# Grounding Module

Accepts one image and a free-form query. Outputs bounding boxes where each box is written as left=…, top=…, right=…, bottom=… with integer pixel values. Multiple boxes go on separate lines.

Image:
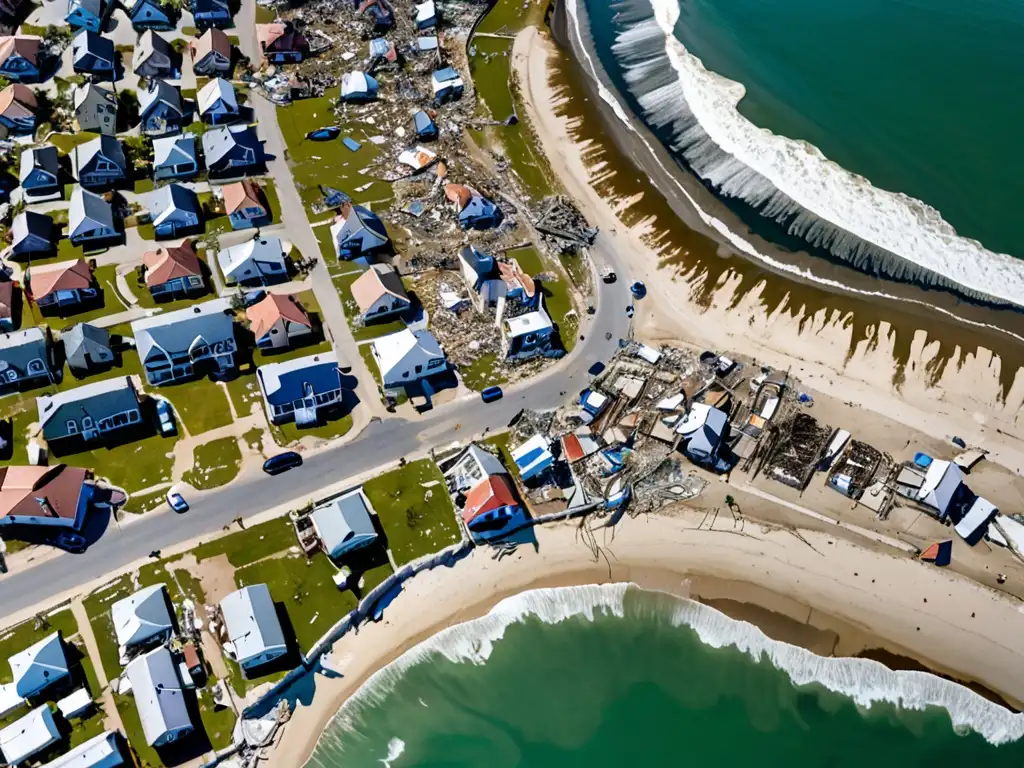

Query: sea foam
left=609, top=0, right=1024, bottom=307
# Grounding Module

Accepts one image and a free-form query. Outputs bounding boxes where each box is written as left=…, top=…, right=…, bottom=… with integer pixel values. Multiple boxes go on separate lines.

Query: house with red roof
left=143, top=240, right=205, bottom=299
left=246, top=293, right=313, bottom=350
left=461, top=473, right=525, bottom=540
left=27, top=259, right=97, bottom=311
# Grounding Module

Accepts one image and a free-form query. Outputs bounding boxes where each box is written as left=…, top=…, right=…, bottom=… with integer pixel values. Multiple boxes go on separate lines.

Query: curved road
left=0, top=237, right=633, bottom=619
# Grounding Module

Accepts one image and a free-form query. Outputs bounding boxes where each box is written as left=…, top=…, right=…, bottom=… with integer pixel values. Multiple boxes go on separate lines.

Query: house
left=431, top=66, right=463, bottom=105
left=197, top=77, right=237, bottom=124
left=443, top=444, right=507, bottom=491
left=915, top=459, right=971, bottom=519
left=311, top=490, right=377, bottom=560
left=132, top=30, right=174, bottom=78
left=217, top=236, right=287, bottom=285
left=190, top=27, right=231, bottom=75
left=0, top=705, right=61, bottom=765
left=329, top=202, right=389, bottom=260
left=201, top=124, right=262, bottom=176
left=368, top=36, right=396, bottom=63
left=131, top=298, right=237, bottom=385
left=0, top=328, right=53, bottom=389
left=28, top=259, right=96, bottom=311
left=39, top=732, right=124, bottom=768
left=72, top=134, right=127, bottom=188
left=0, top=84, right=36, bottom=134
left=65, top=0, right=103, bottom=31
left=954, top=496, right=999, bottom=546
left=37, top=376, right=141, bottom=445
left=219, top=584, right=288, bottom=672
left=69, top=188, right=118, bottom=245
left=129, top=0, right=173, bottom=31
left=246, top=292, right=312, bottom=350
left=10, top=632, right=69, bottom=698
left=676, top=403, right=729, bottom=469
left=148, top=183, right=200, bottom=238
left=458, top=245, right=500, bottom=309
left=0, top=281, right=13, bottom=332
left=257, top=351, right=341, bottom=426
left=0, top=465, right=93, bottom=530
left=461, top=474, right=524, bottom=539
left=143, top=240, right=204, bottom=298
left=125, top=646, right=193, bottom=747
left=0, top=36, right=41, bottom=82
left=72, top=30, right=115, bottom=77
left=62, top=322, right=113, bottom=374
left=511, top=434, right=554, bottom=481
left=416, top=35, right=438, bottom=54
left=222, top=179, right=268, bottom=229
left=445, top=183, right=502, bottom=230
left=190, top=0, right=231, bottom=28
left=138, top=79, right=184, bottom=136
left=339, top=71, right=378, bottom=103
left=350, top=264, right=410, bottom=321
left=9, top=211, right=55, bottom=257
left=152, top=135, right=198, bottom=181
left=412, top=110, right=437, bottom=141
left=19, top=145, right=60, bottom=199
left=73, top=83, right=117, bottom=135
left=256, top=22, right=308, bottom=63
left=503, top=301, right=555, bottom=361
left=414, top=0, right=436, bottom=29
left=111, top=584, right=174, bottom=651
left=370, top=328, right=446, bottom=388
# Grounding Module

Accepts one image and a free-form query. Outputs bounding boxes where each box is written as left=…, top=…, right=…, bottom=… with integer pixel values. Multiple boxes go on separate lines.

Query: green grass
left=162, top=376, right=233, bottom=435
left=331, top=270, right=408, bottom=341
left=195, top=684, right=236, bottom=749
left=482, top=432, right=521, bottom=482
left=124, top=488, right=169, bottom=515
left=182, top=25, right=199, bottom=36
left=113, top=692, right=161, bottom=767
left=314, top=223, right=337, bottom=261
left=261, top=177, right=283, bottom=224
left=458, top=352, right=508, bottom=390
left=62, top=431, right=178, bottom=494
left=362, top=459, right=460, bottom=566
left=243, top=426, right=263, bottom=451
left=507, top=245, right=577, bottom=352
left=182, top=436, right=242, bottom=490
left=193, top=517, right=296, bottom=568
left=133, top=178, right=155, bottom=194
left=48, top=131, right=100, bottom=155
left=136, top=222, right=155, bottom=241
left=83, top=577, right=133, bottom=682
left=255, top=4, right=277, bottom=22
left=358, top=343, right=380, bottom=384
left=137, top=557, right=207, bottom=606
left=224, top=372, right=262, bottom=417
left=270, top=411, right=353, bottom=447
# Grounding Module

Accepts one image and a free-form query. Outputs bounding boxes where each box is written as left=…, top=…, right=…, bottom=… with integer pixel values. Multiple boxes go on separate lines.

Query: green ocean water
left=672, top=0, right=1024, bottom=258
left=305, top=586, right=1024, bottom=766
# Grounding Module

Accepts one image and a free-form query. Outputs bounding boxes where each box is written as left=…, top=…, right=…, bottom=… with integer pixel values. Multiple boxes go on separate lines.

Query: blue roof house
left=414, top=0, right=436, bottom=29
left=71, top=30, right=115, bottom=78
left=511, top=434, right=554, bottom=482
left=19, top=145, right=60, bottom=200
left=257, top=351, right=343, bottom=426
left=329, top=203, right=389, bottom=261
left=197, top=77, right=238, bottom=125
left=202, top=124, right=262, bottom=177
left=65, top=0, right=104, bottom=32
left=139, top=79, right=184, bottom=137
left=412, top=110, right=437, bottom=141
left=431, top=66, right=463, bottom=105
left=129, top=0, right=174, bottom=30
left=148, top=184, right=201, bottom=238
left=72, top=134, right=127, bottom=189
left=191, top=0, right=231, bottom=27
left=0, top=37, right=41, bottom=82
left=10, top=211, right=55, bottom=257
left=152, top=135, right=198, bottom=181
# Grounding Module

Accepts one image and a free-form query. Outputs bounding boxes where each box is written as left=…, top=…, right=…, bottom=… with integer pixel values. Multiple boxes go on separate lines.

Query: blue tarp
left=342, top=137, right=361, bottom=151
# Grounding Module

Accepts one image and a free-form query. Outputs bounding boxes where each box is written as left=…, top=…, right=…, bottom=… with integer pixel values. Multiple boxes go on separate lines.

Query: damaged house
left=445, top=183, right=502, bottom=230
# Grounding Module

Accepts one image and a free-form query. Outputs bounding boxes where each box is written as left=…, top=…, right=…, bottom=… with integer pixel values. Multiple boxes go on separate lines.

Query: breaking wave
left=607, top=0, right=1024, bottom=307
left=307, top=584, right=1024, bottom=761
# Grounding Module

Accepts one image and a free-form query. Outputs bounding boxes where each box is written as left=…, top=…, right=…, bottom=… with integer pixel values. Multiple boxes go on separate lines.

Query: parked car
left=167, top=491, right=189, bottom=513
left=630, top=281, right=647, bottom=299
left=156, top=400, right=176, bottom=435
left=601, top=267, right=616, bottom=283
left=242, top=289, right=267, bottom=308
left=52, top=531, right=87, bottom=553
left=588, top=362, right=605, bottom=376
left=263, top=451, right=303, bottom=475
left=480, top=385, right=503, bottom=403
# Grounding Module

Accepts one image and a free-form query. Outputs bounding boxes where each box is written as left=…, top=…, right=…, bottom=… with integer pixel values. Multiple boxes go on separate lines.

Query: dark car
left=263, top=451, right=303, bottom=475
left=52, top=531, right=87, bottom=553
left=630, top=281, right=647, bottom=300
left=588, top=362, right=605, bottom=376
left=481, top=386, right=503, bottom=403
left=242, top=289, right=267, bottom=308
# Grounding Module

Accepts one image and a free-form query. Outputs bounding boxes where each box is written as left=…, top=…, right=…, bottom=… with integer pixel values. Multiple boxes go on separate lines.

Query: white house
left=443, top=444, right=507, bottom=493
left=349, top=264, right=410, bottom=321
left=0, top=705, right=61, bottom=766
left=219, top=584, right=287, bottom=673
left=370, top=329, right=446, bottom=388
left=111, top=584, right=174, bottom=653
left=10, top=631, right=69, bottom=698
left=310, top=490, right=378, bottom=560
left=915, top=460, right=965, bottom=517
left=217, top=237, right=288, bottom=286
left=125, top=646, right=193, bottom=747
left=38, top=731, right=124, bottom=768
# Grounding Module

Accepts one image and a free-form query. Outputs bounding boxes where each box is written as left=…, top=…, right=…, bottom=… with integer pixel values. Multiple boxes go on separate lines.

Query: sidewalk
left=70, top=599, right=125, bottom=734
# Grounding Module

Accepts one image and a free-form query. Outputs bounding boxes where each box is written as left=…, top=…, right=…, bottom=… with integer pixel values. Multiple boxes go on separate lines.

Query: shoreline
left=275, top=512, right=1024, bottom=765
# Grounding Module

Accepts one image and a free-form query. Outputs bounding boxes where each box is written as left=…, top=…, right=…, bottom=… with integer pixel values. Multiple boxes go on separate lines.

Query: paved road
left=0, top=236, right=634, bottom=617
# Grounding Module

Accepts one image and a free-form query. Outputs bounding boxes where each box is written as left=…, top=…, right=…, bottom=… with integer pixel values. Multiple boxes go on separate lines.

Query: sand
left=269, top=509, right=1024, bottom=765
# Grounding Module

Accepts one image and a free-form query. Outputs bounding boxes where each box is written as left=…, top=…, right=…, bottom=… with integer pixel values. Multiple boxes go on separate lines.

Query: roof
left=149, top=184, right=199, bottom=227
left=29, top=259, right=92, bottom=300
left=256, top=22, right=306, bottom=53
left=561, top=433, right=585, bottom=463
left=37, top=377, right=138, bottom=435
left=111, top=584, right=173, bottom=649
left=201, top=124, right=259, bottom=165
left=432, top=66, right=461, bottom=84
left=330, top=203, right=388, bottom=254
left=916, top=459, right=965, bottom=515
left=143, top=240, right=201, bottom=287
left=954, top=497, right=998, bottom=544
left=197, top=77, right=236, bottom=115
left=311, top=490, right=377, bottom=558
left=0, top=83, right=36, bottom=117
left=9, top=632, right=69, bottom=697
left=677, top=403, right=728, bottom=456
left=125, top=646, right=191, bottom=746
left=444, top=183, right=473, bottom=211
left=462, top=474, right=517, bottom=524
left=444, top=444, right=507, bottom=490
left=413, top=110, right=435, bottom=133
left=505, top=305, right=552, bottom=338
left=72, top=30, right=112, bottom=64
left=56, top=688, right=93, bottom=719
left=0, top=705, right=60, bottom=766
left=131, top=298, right=234, bottom=361
left=257, top=351, right=339, bottom=406
left=19, top=145, right=58, bottom=182
left=190, top=27, right=230, bottom=62
left=73, top=134, right=125, bottom=175
left=245, top=293, right=311, bottom=341
left=350, top=264, right=408, bottom=313
left=511, top=434, right=554, bottom=480
left=133, top=29, right=171, bottom=69
left=61, top=322, right=111, bottom=366
left=256, top=22, right=286, bottom=48
left=68, top=0, right=102, bottom=15
left=222, top=179, right=262, bottom=214
left=340, top=71, right=378, bottom=98
left=217, top=237, right=286, bottom=279
left=38, top=731, right=123, bottom=768
left=0, top=327, right=47, bottom=378
left=73, top=82, right=115, bottom=111
left=220, top=584, right=287, bottom=665
left=139, top=79, right=182, bottom=117
left=69, top=188, right=114, bottom=238
left=152, top=135, right=196, bottom=169
left=11, top=210, right=54, bottom=248
left=371, top=328, right=443, bottom=377
left=0, top=36, right=41, bottom=67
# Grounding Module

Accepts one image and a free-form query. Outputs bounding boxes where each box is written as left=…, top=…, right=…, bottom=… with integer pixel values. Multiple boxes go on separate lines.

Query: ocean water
left=581, top=0, right=1024, bottom=306
left=305, top=586, right=1024, bottom=766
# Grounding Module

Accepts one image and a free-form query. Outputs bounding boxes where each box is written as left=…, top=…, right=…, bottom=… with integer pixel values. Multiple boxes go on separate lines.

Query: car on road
left=52, top=531, right=86, bottom=553
left=156, top=400, right=176, bottom=436
left=630, top=281, right=647, bottom=300
left=588, top=362, right=605, bottom=377
left=625, top=305, right=635, bottom=319
left=242, top=289, right=267, bottom=308
left=601, top=267, right=616, bottom=283
left=480, top=386, right=503, bottom=403
left=167, top=491, right=189, bottom=513
left=263, top=451, right=303, bottom=475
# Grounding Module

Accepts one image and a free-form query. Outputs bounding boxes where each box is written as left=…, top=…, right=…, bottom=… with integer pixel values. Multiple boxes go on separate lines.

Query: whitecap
left=380, top=737, right=405, bottom=766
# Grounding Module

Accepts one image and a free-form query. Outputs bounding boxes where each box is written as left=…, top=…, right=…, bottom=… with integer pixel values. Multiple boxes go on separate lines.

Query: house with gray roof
left=19, top=145, right=59, bottom=200
left=130, top=298, right=237, bottom=385
left=73, top=82, right=117, bottom=135
left=69, top=188, right=118, bottom=245
left=148, top=183, right=200, bottom=238
left=0, top=327, right=53, bottom=390
left=72, top=135, right=127, bottom=189
left=0, top=705, right=61, bottom=766
left=72, top=30, right=115, bottom=78
left=37, top=376, right=141, bottom=445
left=112, top=583, right=174, bottom=651
left=219, top=584, right=287, bottom=673
left=201, top=124, right=262, bottom=177
left=152, top=135, right=197, bottom=181
left=139, top=79, right=183, bottom=137
left=62, top=323, right=112, bottom=375
left=132, top=30, right=175, bottom=78
left=310, top=489, right=377, bottom=560
left=197, top=77, right=238, bottom=124
left=125, top=646, right=193, bottom=747
left=9, top=211, right=55, bottom=257
left=10, top=631, right=69, bottom=698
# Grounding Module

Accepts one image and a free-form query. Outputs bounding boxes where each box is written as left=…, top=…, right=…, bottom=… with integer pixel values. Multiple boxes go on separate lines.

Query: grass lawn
left=133, top=178, right=155, bottom=194
left=314, top=223, right=336, bottom=262
left=161, top=377, right=233, bottom=436
left=36, top=265, right=124, bottom=331
left=358, top=343, right=380, bottom=385
left=261, top=177, right=283, bottom=224
left=195, top=684, right=236, bottom=749
left=242, top=426, right=263, bottom=452
left=362, top=459, right=460, bottom=566
left=64, top=431, right=178, bottom=494
left=48, top=131, right=100, bottom=155
left=83, top=577, right=134, bottom=681
left=332, top=270, right=408, bottom=341
left=470, top=38, right=516, bottom=121
left=255, top=4, right=276, bottom=22
left=123, top=488, right=168, bottom=514
left=193, top=517, right=295, bottom=568
left=182, top=436, right=242, bottom=490
left=482, top=432, right=521, bottom=482
left=458, top=352, right=508, bottom=391
left=113, top=692, right=161, bottom=767
left=223, top=373, right=262, bottom=418
left=137, top=557, right=207, bottom=606
left=270, top=411, right=353, bottom=447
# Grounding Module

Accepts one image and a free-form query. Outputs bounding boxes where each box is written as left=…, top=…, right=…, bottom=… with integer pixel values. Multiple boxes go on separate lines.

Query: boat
left=305, top=126, right=341, bottom=141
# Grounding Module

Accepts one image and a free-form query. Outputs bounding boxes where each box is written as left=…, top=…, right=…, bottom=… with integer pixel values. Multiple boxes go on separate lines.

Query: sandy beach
left=272, top=508, right=1024, bottom=764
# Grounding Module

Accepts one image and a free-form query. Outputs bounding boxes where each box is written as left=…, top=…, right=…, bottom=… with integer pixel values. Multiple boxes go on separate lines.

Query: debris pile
left=761, top=413, right=832, bottom=490
left=534, top=196, right=598, bottom=254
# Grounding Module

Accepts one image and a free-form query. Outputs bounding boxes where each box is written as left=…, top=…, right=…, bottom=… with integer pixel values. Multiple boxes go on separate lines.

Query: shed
left=915, top=460, right=965, bottom=517
left=339, top=71, right=378, bottom=102
left=56, top=688, right=93, bottom=719
left=37, top=731, right=124, bottom=768
left=412, top=110, right=437, bottom=140
left=431, top=66, right=463, bottom=104
left=311, top=490, right=378, bottom=560
left=954, top=497, right=998, bottom=545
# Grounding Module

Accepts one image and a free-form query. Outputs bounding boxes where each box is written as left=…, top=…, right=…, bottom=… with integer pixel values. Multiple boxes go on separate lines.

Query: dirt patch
left=190, top=553, right=238, bottom=607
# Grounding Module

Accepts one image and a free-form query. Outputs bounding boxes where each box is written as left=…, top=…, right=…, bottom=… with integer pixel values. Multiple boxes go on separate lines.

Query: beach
left=274, top=508, right=1024, bottom=764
